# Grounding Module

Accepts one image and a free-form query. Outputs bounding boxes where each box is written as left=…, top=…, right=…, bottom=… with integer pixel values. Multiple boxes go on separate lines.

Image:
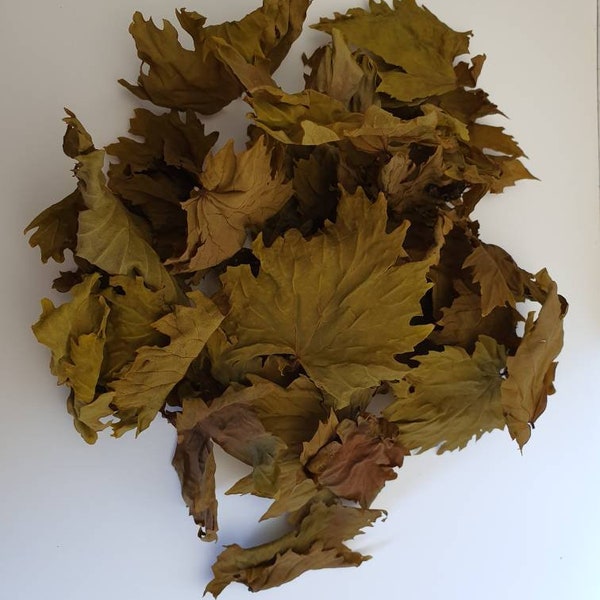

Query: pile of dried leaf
left=26, top=0, right=566, bottom=595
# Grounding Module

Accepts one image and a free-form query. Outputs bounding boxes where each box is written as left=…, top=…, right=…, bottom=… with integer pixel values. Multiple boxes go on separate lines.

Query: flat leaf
left=385, top=336, right=507, bottom=452
left=220, top=188, right=435, bottom=406
left=463, top=243, right=524, bottom=316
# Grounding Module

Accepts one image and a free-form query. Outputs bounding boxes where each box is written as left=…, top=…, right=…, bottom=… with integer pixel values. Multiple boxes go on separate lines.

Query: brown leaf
left=306, top=415, right=408, bottom=507
left=172, top=419, right=218, bottom=541
left=167, top=137, right=292, bottom=272
left=463, top=243, right=525, bottom=316
left=24, top=190, right=83, bottom=264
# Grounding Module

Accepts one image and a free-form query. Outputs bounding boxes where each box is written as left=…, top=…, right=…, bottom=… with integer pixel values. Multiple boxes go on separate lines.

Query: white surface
left=1, top=1, right=599, bottom=599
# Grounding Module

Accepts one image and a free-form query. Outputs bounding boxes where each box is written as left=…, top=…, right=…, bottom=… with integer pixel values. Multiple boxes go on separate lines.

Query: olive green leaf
left=74, top=147, right=183, bottom=304
left=463, top=243, right=525, bottom=316
left=303, top=29, right=371, bottom=109
left=100, top=275, right=171, bottom=380
left=384, top=335, right=507, bottom=453
left=220, top=187, right=435, bottom=407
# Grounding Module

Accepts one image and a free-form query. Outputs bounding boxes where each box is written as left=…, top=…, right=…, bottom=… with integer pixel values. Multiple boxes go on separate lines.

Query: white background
left=1, top=1, right=598, bottom=599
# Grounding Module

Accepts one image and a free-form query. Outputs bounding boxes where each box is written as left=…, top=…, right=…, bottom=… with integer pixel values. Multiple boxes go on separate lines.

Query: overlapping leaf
left=120, top=0, right=310, bottom=113
left=27, top=1, right=567, bottom=595
left=218, top=187, right=435, bottom=406
left=167, top=137, right=292, bottom=272
left=111, top=290, right=224, bottom=435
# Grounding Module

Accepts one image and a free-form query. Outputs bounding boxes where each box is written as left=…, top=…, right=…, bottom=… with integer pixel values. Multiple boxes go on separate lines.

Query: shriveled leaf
left=172, top=412, right=218, bottom=541
left=106, top=108, right=218, bottom=178
left=253, top=459, right=319, bottom=520
left=111, top=291, right=224, bottom=435
left=32, top=274, right=113, bottom=443
left=306, top=415, right=407, bottom=507
left=120, top=0, right=310, bottom=114
left=249, top=86, right=364, bottom=145
left=206, top=500, right=382, bottom=596
left=105, top=109, right=218, bottom=260
left=300, top=410, right=339, bottom=465
left=177, top=381, right=287, bottom=496
left=249, top=376, right=327, bottom=450
left=431, top=287, right=522, bottom=353
left=385, top=336, right=507, bottom=452
left=303, top=29, right=370, bottom=108
left=167, top=137, right=292, bottom=272
left=75, top=148, right=183, bottom=304
left=220, top=188, right=435, bottom=406
left=500, top=270, right=566, bottom=448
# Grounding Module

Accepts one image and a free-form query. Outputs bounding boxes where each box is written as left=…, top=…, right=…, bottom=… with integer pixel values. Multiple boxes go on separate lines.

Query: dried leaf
left=206, top=500, right=382, bottom=596
left=111, top=291, right=224, bottom=435
left=463, top=243, right=525, bottom=316
left=120, top=0, right=310, bottom=113
left=32, top=274, right=112, bottom=443
left=220, top=188, right=434, bottom=406
left=314, top=0, right=471, bottom=101
left=306, top=415, right=408, bottom=507
left=385, top=336, right=507, bottom=452
left=24, top=190, right=83, bottom=263
left=500, top=271, right=566, bottom=448
left=167, top=137, right=292, bottom=272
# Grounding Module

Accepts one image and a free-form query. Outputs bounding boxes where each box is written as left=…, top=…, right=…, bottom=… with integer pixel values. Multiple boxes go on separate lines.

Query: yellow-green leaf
left=385, top=336, right=507, bottom=452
